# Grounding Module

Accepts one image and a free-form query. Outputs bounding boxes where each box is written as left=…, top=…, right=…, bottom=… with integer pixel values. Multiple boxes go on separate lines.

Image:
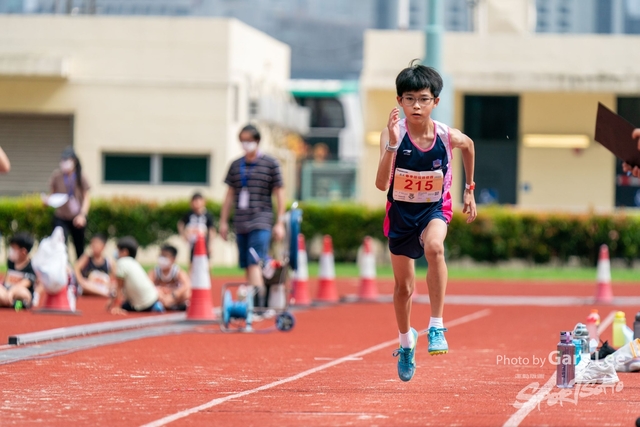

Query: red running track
left=0, top=278, right=638, bottom=426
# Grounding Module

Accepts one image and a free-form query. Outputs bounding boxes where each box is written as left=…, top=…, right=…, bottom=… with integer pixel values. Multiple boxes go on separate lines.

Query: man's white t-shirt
left=116, top=257, right=158, bottom=311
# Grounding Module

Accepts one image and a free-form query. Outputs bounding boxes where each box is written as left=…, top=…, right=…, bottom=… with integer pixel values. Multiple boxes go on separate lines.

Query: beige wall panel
left=519, top=93, right=617, bottom=211
left=0, top=16, right=231, bottom=82
left=360, top=90, right=396, bottom=207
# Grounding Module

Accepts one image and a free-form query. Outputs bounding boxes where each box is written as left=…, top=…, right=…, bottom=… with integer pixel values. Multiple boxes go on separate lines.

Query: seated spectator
left=107, top=236, right=163, bottom=315
left=148, top=244, right=191, bottom=311
left=74, top=233, right=114, bottom=297
left=0, top=232, right=37, bottom=309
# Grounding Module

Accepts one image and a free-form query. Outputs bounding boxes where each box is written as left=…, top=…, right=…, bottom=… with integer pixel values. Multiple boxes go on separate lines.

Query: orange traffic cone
left=358, top=236, right=378, bottom=301
left=291, top=234, right=311, bottom=306
left=316, top=235, right=338, bottom=303
left=186, top=233, right=215, bottom=321
left=39, top=277, right=76, bottom=314
left=595, top=244, right=613, bottom=304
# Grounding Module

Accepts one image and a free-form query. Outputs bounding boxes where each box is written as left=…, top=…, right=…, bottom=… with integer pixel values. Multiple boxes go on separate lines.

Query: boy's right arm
left=375, top=108, right=401, bottom=191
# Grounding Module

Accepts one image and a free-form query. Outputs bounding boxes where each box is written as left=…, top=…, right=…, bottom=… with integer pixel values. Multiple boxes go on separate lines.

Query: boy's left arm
left=12, top=278, right=34, bottom=289
left=450, top=128, right=477, bottom=223
left=11, top=270, right=36, bottom=290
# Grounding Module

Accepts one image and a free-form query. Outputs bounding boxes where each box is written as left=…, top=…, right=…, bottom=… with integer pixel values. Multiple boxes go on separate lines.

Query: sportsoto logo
left=513, top=380, right=624, bottom=409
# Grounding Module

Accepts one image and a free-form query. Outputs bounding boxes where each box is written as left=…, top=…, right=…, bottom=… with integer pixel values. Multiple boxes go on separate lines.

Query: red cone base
left=39, top=286, right=75, bottom=313
left=292, top=279, right=311, bottom=306
left=186, top=288, right=215, bottom=320
left=358, top=278, right=378, bottom=301
left=316, top=279, right=338, bottom=303
left=595, top=244, right=613, bottom=304
left=595, top=282, right=613, bottom=304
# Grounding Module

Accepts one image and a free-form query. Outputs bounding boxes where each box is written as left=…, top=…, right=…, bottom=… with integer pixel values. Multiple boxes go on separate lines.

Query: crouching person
left=108, top=236, right=163, bottom=315
left=148, top=244, right=191, bottom=311
left=0, top=232, right=37, bottom=309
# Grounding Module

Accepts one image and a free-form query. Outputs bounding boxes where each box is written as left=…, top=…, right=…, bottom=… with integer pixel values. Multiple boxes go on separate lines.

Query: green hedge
left=1, top=197, right=640, bottom=265
left=0, top=196, right=221, bottom=248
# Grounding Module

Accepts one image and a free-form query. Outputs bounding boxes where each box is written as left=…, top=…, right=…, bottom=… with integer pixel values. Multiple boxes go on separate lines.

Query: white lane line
left=314, top=357, right=363, bottom=361
left=140, top=308, right=492, bottom=427
left=502, top=310, right=616, bottom=427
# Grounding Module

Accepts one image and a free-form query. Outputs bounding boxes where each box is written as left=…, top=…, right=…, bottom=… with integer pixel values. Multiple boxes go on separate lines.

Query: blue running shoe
left=393, top=327, right=418, bottom=382
left=428, top=327, right=448, bottom=355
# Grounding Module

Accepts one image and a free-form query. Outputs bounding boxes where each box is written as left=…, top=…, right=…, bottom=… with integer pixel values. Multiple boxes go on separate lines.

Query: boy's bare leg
left=173, top=286, right=191, bottom=305
left=421, top=219, right=448, bottom=318
left=80, top=281, right=110, bottom=297
left=8, top=286, right=32, bottom=307
left=0, top=287, right=12, bottom=306
left=390, top=254, right=415, bottom=334
left=421, top=218, right=450, bottom=355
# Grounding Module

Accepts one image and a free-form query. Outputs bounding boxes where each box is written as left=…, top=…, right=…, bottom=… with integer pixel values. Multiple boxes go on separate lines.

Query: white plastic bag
left=32, top=226, right=69, bottom=294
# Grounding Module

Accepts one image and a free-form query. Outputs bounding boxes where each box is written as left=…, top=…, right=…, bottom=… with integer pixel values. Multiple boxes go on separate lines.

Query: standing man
left=219, top=124, right=286, bottom=307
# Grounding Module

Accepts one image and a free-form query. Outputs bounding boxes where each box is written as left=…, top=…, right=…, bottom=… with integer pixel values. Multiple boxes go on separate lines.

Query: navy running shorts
left=388, top=210, right=448, bottom=259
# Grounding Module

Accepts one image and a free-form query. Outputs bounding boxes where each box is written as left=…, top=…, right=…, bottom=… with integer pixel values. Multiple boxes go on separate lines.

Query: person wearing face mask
left=148, top=244, right=191, bottom=311
left=0, top=232, right=37, bottom=309
left=219, top=124, right=286, bottom=308
left=44, top=146, right=91, bottom=260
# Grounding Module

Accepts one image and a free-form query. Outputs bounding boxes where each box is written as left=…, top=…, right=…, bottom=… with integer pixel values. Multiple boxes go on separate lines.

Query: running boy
left=74, top=233, right=114, bottom=297
left=148, top=244, right=191, bottom=310
left=375, top=62, right=477, bottom=382
left=0, top=232, right=37, bottom=309
left=108, top=236, right=162, bottom=315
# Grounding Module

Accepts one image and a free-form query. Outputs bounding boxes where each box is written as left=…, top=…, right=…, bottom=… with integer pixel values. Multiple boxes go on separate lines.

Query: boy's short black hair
left=396, top=59, right=443, bottom=98
left=191, top=192, right=204, bottom=201
left=160, top=244, right=178, bottom=259
left=91, top=233, right=107, bottom=244
left=9, top=232, right=34, bottom=252
left=117, top=236, right=139, bottom=259
left=239, top=124, right=261, bottom=142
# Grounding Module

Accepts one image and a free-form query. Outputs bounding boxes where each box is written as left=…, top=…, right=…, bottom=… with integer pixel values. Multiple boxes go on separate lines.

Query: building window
left=161, top=155, right=209, bottom=184
left=104, top=154, right=152, bottom=183
left=295, top=97, right=346, bottom=128
left=103, top=153, right=209, bottom=185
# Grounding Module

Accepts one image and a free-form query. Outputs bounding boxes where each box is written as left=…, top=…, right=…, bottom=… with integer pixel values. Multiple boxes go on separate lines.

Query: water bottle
left=613, top=311, right=627, bottom=348
left=634, top=312, right=640, bottom=340
left=557, top=331, right=575, bottom=389
left=573, top=323, right=589, bottom=357
left=572, top=338, right=582, bottom=365
left=586, top=309, right=600, bottom=342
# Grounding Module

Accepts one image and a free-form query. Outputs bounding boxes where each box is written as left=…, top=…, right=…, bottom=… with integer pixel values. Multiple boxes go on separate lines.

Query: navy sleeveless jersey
left=384, top=119, right=454, bottom=238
